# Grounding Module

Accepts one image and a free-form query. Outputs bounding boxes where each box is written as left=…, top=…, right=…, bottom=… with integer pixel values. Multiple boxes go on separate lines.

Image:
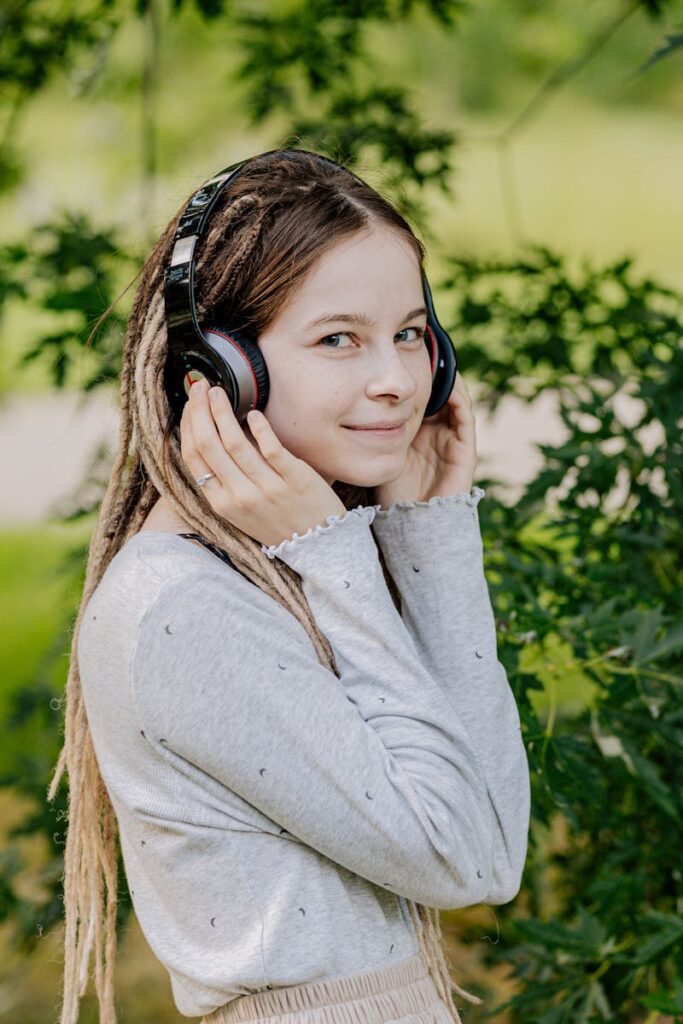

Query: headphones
left=163, top=149, right=457, bottom=425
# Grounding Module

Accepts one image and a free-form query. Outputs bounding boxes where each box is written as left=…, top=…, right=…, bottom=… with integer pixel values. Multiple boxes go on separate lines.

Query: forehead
left=281, top=225, right=423, bottom=321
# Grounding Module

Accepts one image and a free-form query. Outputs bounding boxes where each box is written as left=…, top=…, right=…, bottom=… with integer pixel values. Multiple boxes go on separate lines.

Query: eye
left=317, top=326, right=427, bottom=349
left=317, top=333, right=354, bottom=349
left=397, top=326, right=426, bottom=344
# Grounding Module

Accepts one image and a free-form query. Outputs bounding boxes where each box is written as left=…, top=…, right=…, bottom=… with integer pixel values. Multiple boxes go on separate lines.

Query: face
left=256, top=223, right=433, bottom=488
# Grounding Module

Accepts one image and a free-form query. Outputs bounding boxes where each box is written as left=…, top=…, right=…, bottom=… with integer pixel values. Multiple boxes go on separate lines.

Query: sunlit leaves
left=8, top=211, right=135, bottom=389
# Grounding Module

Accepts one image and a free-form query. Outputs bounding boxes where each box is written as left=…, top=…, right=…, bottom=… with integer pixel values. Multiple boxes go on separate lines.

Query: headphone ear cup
left=201, top=327, right=270, bottom=423
left=424, top=319, right=456, bottom=418
left=164, top=348, right=221, bottom=424
left=224, top=329, right=269, bottom=418
left=243, top=339, right=269, bottom=410
left=422, top=274, right=457, bottom=419
left=424, top=324, right=438, bottom=376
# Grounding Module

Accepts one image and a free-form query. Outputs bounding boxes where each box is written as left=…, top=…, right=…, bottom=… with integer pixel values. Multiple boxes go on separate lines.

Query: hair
left=47, top=148, right=483, bottom=1024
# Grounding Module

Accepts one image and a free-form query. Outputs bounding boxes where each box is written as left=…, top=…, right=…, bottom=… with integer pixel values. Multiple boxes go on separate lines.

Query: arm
left=370, top=487, right=531, bottom=904
left=133, top=505, right=498, bottom=910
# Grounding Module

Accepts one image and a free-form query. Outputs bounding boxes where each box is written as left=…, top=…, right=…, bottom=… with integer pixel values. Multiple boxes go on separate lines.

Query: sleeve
left=132, top=505, right=497, bottom=911
left=370, top=487, right=531, bottom=905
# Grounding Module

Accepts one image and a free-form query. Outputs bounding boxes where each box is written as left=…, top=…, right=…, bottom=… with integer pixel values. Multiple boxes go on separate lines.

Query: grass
left=0, top=522, right=91, bottom=714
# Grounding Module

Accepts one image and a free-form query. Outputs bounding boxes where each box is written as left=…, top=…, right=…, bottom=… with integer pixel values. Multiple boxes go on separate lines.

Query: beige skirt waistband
left=200, top=951, right=460, bottom=1024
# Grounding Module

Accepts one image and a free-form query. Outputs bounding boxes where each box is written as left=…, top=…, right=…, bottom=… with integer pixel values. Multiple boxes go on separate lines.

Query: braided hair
left=48, top=148, right=483, bottom=1024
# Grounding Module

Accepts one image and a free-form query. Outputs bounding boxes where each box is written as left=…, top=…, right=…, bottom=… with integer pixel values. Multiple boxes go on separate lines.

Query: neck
left=140, top=495, right=193, bottom=534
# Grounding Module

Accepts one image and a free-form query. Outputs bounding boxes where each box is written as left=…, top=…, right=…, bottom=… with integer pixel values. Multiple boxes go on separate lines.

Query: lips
left=345, top=420, right=408, bottom=430
left=343, top=421, right=407, bottom=440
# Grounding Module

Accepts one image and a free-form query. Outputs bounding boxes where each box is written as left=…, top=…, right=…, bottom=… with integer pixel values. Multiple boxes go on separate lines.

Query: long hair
left=48, top=148, right=483, bottom=1024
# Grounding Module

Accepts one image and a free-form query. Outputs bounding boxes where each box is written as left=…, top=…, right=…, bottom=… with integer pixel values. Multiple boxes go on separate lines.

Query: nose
left=365, top=343, right=422, bottom=402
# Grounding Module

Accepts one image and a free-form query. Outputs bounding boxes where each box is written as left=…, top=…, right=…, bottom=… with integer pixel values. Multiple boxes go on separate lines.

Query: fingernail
left=209, top=386, right=222, bottom=401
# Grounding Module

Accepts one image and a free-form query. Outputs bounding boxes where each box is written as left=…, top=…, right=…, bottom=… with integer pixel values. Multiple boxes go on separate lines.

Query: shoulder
left=82, top=531, right=219, bottom=627
left=128, top=539, right=318, bottom=741
left=82, top=529, right=303, bottom=631
left=78, top=530, right=310, bottom=701
left=77, top=533, right=212, bottom=681
left=132, top=544, right=311, bottom=665
left=117, top=533, right=313, bottom=668
left=78, top=532, right=246, bottom=674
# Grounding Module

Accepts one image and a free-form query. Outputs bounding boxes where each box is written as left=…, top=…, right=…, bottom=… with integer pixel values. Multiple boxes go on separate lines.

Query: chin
left=333, top=464, right=405, bottom=490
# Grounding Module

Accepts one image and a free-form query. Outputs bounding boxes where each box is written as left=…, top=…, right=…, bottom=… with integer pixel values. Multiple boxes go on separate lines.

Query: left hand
left=374, top=372, right=478, bottom=508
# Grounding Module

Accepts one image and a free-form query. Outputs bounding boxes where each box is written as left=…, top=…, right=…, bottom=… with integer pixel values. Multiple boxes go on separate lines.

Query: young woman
left=49, top=148, right=531, bottom=1024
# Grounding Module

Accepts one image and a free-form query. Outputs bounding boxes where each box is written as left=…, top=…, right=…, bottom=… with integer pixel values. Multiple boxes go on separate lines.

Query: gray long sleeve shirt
left=77, top=487, right=530, bottom=1018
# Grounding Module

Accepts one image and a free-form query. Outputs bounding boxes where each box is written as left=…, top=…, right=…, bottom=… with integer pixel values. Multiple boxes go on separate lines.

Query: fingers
left=180, top=379, right=287, bottom=503
left=456, top=407, right=477, bottom=455
left=453, top=371, right=473, bottom=406
left=448, top=374, right=477, bottom=452
left=182, top=379, right=263, bottom=488
left=245, top=409, right=293, bottom=476
left=449, top=374, right=473, bottom=412
left=205, top=384, right=291, bottom=485
left=180, top=400, right=214, bottom=486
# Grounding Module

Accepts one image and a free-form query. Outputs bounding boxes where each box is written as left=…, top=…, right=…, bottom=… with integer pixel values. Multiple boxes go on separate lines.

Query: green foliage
left=443, top=245, right=682, bottom=1021
left=167, top=0, right=228, bottom=18
left=1, top=212, right=134, bottom=390
left=0, top=0, right=121, bottom=188
left=0, top=0, right=119, bottom=94
left=289, top=84, right=456, bottom=223
left=0, top=526, right=87, bottom=954
left=634, top=29, right=683, bottom=77
left=233, top=0, right=466, bottom=116
left=1, top=0, right=682, bottom=1021
left=232, top=0, right=465, bottom=222
left=0, top=519, right=136, bottom=963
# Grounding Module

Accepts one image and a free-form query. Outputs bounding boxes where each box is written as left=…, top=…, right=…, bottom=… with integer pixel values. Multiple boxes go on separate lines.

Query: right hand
left=179, top=377, right=347, bottom=550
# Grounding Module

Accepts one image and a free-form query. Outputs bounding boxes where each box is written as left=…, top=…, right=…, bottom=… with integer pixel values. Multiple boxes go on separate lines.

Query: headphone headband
left=164, top=159, right=249, bottom=349
left=164, top=148, right=377, bottom=350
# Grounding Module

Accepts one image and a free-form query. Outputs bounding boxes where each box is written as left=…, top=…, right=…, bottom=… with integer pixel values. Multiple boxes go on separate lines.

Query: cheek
left=264, top=359, right=338, bottom=417
left=262, top=370, right=300, bottom=424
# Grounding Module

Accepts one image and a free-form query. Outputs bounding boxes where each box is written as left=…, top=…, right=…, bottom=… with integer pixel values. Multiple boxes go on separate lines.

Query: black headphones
left=163, top=149, right=457, bottom=425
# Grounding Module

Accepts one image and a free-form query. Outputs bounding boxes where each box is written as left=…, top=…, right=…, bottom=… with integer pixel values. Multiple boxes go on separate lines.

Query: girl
left=49, top=148, right=530, bottom=1024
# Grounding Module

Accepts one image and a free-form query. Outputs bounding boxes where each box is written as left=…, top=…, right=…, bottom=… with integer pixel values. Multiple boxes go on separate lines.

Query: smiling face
left=256, top=222, right=433, bottom=487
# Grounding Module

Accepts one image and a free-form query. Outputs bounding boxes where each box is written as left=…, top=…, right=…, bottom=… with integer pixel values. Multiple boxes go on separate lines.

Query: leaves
left=1, top=211, right=135, bottom=391
left=289, top=85, right=456, bottom=223
left=453, top=244, right=682, bottom=1021
left=639, top=976, right=683, bottom=1016
left=632, top=911, right=683, bottom=965
left=633, top=30, right=683, bottom=78
left=231, top=0, right=460, bottom=226
left=0, top=1, right=681, bottom=1019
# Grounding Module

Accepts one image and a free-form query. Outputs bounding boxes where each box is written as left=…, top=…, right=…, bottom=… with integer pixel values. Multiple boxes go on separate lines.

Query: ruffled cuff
left=373, top=486, right=486, bottom=520
left=261, top=504, right=382, bottom=561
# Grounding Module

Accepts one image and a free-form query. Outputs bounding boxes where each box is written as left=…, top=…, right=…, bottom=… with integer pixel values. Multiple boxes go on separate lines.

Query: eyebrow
left=304, top=306, right=428, bottom=330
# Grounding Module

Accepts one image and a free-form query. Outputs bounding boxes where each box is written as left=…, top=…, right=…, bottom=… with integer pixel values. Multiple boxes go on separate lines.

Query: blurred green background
left=1, top=0, right=681, bottom=1021
left=3, top=1, right=683, bottom=396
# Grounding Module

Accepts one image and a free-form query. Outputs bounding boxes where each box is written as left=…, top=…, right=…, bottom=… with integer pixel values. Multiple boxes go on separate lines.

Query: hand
left=179, top=378, right=346, bottom=550
left=374, top=372, right=478, bottom=508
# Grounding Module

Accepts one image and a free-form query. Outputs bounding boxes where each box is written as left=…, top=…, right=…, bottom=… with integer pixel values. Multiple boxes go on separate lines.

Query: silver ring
left=195, top=472, right=215, bottom=488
